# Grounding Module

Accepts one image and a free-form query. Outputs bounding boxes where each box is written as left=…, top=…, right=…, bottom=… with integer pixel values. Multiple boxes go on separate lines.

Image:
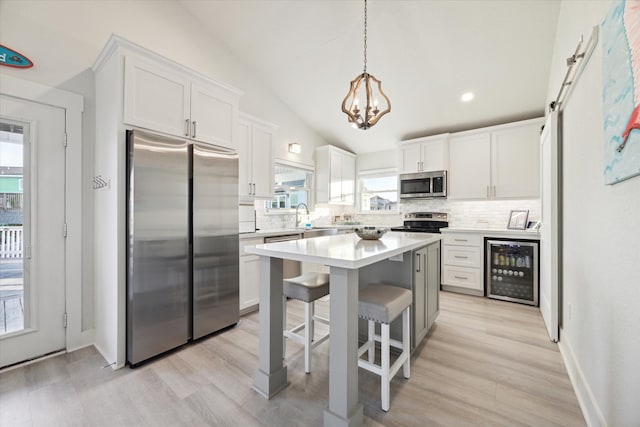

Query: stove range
left=390, top=212, right=448, bottom=234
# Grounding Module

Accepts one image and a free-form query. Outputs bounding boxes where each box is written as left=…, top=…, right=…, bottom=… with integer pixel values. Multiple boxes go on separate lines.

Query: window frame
left=264, top=158, right=315, bottom=214
left=357, top=168, right=399, bottom=214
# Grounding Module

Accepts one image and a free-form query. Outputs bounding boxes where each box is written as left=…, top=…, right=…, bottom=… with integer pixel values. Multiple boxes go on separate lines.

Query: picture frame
left=507, top=210, right=529, bottom=230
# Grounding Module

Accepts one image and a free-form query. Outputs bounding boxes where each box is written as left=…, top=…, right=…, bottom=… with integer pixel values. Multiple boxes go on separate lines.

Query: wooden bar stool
left=283, top=272, right=330, bottom=373
left=357, top=283, right=411, bottom=412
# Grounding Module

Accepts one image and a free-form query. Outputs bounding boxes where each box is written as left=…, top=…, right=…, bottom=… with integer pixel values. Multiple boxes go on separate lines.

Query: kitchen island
left=245, top=231, right=441, bottom=427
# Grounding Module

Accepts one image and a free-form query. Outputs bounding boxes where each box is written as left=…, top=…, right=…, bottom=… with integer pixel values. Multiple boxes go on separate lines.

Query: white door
left=0, top=95, right=66, bottom=367
left=540, top=112, right=559, bottom=342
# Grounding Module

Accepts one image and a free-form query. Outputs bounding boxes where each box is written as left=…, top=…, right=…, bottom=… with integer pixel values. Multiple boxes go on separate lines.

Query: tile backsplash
left=396, top=199, right=540, bottom=229
left=254, top=198, right=540, bottom=230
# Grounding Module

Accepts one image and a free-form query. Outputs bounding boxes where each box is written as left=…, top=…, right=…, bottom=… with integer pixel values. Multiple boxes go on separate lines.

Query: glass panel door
left=486, top=240, right=539, bottom=306
left=0, top=120, right=27, bottom=335
left=0, top=95, right=66, bottom=368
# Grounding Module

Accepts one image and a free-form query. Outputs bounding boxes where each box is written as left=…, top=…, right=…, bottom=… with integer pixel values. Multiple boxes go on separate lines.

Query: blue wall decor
left=602, top=0, right=640, bottom=184
left=0, top=44, right=33, bottom=69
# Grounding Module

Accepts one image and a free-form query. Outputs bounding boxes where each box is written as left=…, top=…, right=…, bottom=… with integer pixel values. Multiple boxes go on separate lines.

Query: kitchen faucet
left=295, top=203, right=309, bottom=228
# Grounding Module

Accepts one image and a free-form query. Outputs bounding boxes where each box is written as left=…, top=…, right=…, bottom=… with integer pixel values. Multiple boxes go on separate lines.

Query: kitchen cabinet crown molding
left=315, top=144, right=356, bottom=157
left=92, top=34, right=244, bottom=97
left=449, top=117, right=544, bottom=139
left=239, top=112, right=279, bottom=131
left=398, top=132, right=450, bottom=146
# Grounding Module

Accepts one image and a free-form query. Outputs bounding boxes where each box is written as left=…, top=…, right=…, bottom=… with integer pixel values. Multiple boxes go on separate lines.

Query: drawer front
left=442, top=233, right=482, bottom=247
left=443, top=245, right=481, bottom=268
left=240, top=237, right=264, bottom=256
left=442, top=265, right=483, bottom=291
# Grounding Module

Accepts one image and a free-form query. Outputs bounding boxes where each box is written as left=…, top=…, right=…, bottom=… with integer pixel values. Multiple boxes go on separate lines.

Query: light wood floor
left=0, top=292, right=585, bottom=426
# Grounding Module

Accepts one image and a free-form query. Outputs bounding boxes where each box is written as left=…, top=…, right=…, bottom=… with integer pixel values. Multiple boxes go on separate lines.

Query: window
left=358, top=169, right=398, bottom=212
left=265, top=161, right=314, bottom=211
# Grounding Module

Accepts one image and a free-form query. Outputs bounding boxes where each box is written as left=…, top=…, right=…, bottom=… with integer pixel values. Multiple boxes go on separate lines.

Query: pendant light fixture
left=341, top=0, right=390, bottom=130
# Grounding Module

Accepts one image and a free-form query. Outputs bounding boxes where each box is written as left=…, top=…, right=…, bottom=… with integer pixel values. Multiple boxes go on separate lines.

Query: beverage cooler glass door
left=486, top=240, right=539, bottom=306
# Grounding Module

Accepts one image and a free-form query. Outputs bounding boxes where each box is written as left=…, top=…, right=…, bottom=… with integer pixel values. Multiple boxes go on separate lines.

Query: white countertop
left=245, top=232, right=441, bottom=269
left=441, top=227, right=540, bottom=240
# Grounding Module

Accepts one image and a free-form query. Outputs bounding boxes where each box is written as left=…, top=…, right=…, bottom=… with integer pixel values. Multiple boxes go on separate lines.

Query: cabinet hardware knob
left=454, top=239, right=468, bottom=242
left=192, top=120, right=197, bottom=138
left=416, top=253, right=421, bottom=272
left=454, top=255, right=469, bottom=259
left=454, top=275, right=467, bottom=280
left=185, top=119, right=190, bottom=137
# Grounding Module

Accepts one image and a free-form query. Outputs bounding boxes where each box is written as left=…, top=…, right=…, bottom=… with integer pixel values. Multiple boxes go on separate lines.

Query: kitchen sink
left=302, top=228, right=338, bottom=238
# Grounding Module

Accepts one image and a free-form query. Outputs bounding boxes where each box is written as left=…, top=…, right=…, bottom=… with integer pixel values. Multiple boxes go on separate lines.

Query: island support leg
left=324, top=267, right=364, bottom=427
left=253, top=256, right=289, bottom=399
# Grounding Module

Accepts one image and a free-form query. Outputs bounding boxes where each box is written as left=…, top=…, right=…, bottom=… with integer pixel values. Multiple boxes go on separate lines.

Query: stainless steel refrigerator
left=126, top=129, right=239, bottom=366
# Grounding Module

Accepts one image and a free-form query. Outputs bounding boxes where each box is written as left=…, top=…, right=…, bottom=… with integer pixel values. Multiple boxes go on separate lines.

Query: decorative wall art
left=602, top=0, right=640, bottom=184
left=0, top=44, right=33, bottom=68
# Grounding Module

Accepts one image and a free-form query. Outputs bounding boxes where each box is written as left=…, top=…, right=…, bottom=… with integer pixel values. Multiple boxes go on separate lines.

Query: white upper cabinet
left=124, top=54, right=239, bottom=150
left=316, top=145, right=356, bottom=205
left=190, top=82, right=238, bottom=149
left=123, top=55, right=190, bottom=137
left=491, top=124, right=541, bottom=198
left=449, top=132, right=492, bottom=199
left=238, top=113, right=277, bottom=200
left=448, top=118, right=543, bottom=200
left=399, top=133, right=449, bottom=174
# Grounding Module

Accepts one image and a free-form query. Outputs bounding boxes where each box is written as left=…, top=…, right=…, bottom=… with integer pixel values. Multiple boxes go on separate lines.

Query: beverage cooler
left=486, top=239, right=539, bottom=306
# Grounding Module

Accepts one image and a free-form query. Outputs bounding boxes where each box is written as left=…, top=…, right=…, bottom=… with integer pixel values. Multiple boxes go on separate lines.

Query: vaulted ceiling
left=180, top=0, right=560, bottom=154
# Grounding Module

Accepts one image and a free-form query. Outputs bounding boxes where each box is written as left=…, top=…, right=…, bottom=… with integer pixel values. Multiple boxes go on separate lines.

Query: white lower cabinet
left=441, top=232, right=484, bottom=294
left=239, top=237, right=263, bottom=313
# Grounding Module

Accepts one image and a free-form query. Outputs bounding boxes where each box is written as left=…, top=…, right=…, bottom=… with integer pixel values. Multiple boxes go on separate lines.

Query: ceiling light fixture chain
left=363, top=0, right=367, bottom=74
left=341, top=0, right=390, bottom=130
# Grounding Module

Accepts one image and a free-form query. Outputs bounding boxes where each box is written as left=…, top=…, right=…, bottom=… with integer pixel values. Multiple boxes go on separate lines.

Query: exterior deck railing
left=0, top=226, right=23, bottom=259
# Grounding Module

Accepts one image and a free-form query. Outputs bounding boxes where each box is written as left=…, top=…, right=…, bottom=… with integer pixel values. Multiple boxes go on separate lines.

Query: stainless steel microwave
left=399, top=170, right=447, bottom=199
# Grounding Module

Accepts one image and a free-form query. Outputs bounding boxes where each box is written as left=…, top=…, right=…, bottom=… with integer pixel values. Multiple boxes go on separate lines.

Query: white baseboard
left=93, top=342, right=124, bottom=370
left=66, top=329, right=95, bottom=353
left=558, top=329, right=607, bottom=427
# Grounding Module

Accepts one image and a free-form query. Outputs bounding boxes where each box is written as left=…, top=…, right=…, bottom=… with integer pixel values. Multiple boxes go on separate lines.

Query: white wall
left=546, top=1, right=640, bottom=425
left=0, top=0, right=327, bottom=339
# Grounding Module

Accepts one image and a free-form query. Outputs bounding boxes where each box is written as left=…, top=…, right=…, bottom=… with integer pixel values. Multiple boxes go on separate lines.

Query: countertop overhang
left=245, top=232, right=441, bottom=269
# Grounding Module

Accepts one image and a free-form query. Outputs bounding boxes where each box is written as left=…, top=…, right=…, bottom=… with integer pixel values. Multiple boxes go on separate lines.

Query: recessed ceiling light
left=461, top=92, right=474, bottom=102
